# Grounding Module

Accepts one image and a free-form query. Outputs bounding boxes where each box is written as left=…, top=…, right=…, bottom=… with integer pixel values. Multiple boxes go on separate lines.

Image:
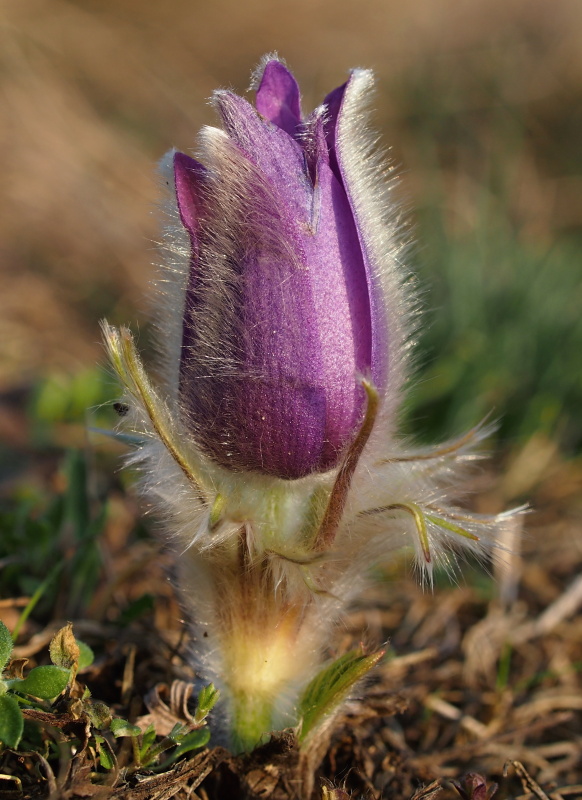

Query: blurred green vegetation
left=399, top=149, right=582, bottom=453
left=409, top=199, right=581, bottom=452
left=0, top=450, right=107, bottom=621
left=392, top=55, right=582, bottom=454
left=31, top=368, right=118, bottom=442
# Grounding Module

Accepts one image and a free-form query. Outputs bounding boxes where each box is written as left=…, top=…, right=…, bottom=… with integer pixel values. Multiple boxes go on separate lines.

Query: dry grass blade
left=410, top=781, right=443, bottom=800
left=110, top=748, right=228, bottom=800
left=505, top=761, right=552, bottom=800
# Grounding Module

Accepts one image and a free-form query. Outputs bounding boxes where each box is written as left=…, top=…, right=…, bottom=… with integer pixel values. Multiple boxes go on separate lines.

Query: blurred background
left=1, top=0, right=581, bottom=476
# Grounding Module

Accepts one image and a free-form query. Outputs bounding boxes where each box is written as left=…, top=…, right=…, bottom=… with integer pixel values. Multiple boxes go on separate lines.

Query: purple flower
left=172, top=58, right=388, bottom=479
left=104, top=55, right=518, bottom=756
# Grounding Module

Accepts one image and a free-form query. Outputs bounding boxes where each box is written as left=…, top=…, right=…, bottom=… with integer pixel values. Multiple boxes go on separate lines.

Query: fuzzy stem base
left=229, top=690, right=275, bottom=753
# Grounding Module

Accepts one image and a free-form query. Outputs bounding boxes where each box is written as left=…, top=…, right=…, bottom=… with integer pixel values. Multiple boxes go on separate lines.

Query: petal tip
left=249, top=51, right=283, bottom=90
left=173, top=151, right=206, bottom=238
left=253, top=54, right=302, bottom=136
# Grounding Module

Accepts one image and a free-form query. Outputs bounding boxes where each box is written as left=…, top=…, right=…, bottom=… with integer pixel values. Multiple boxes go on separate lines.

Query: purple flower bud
left=104, top=56, right=520, bottom=754
left=172, top=59, right=387, bottom=479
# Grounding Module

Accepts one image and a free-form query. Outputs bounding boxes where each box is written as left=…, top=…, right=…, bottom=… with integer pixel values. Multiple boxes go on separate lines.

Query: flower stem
left=230, top=690, right=274, bottom=753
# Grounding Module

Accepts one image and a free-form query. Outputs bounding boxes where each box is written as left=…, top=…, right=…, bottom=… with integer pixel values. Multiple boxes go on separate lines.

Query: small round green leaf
left=0, top=694, right=24, bottom=748
left=0, top=621, right=14, bottom=673
left=76, top=640, right=95, bottom=670
left=9, top=665, right=70, bottom=699
left=85, top=700, right=112, bottom=729
left=110, top=718, right=141, bottom=738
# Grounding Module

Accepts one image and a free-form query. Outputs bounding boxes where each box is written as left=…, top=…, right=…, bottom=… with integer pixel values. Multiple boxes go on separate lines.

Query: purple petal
left=224, top=180, right=371, bottom=476
left=178, top=139, right=370, bottom=477
left=173, top=152, right=207, bottom=248
left=173, top=153, right=209, bottom=399
left=213, top=90, right=310, bottom=220
left=255, top=59, right=302, bottom=136
left=177, top=67, right=378, bottom=479
left=323, top=74, right=388, bottom=389
left=299, top=154, right=373, bottom=461
left=309, top=154, right=373, bottom=382
left=322, top=81, right=348, bottom=184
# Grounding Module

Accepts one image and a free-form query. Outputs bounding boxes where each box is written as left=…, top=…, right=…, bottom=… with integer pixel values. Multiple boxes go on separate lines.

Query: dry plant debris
left=0, top=457, right=581, bottom=799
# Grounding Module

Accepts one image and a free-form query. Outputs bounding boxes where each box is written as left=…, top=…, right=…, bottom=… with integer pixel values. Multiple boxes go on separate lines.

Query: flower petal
left=213, top=90, right=310, bottom=221
left=175, top=67, right=387, bottom=479
left=173, top=151, right=207, bottom=250
left=322, top=81, right=348, bottom=184
left=323, top=71, right=399, bottom=392
left=255, top=59, right=302, bottom=136
left=177, top=128, right=370, bottom=478
left=302, top=108, right=329, bottom=185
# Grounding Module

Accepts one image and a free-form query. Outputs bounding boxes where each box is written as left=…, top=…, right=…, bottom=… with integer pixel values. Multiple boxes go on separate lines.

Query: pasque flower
left=103, top=55, right=519, bottom=770
left=173, top=60, right=387, bottom=479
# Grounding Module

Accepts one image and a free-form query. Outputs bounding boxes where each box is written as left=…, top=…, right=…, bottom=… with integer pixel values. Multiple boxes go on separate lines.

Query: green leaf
left=171, top=727, right=210, bottom=757
left=94, top=735, right=116, bottom=770
left=10, top=562, right=64, bottom=642
left=85, top=700, right=112, bottom=729
left=64, top=450, right=90, bottom=539
left=153, top=728, right=211, bottom=771
left=110, top=718, right=141, bottom=738
left=8, top=665, right=70, bottom=699
left=167, top=723, right=188, bottom=742
left=195, top=683, right=219, bottom=723
left=0, top=621, right=13, bottom=672
left=0, top=694, right=24, bottom=747
left=77, top=640, right=95, bottom=670
left=139, top=723, right=157, bottom=757
left=297, top=648, right=384, bottom=745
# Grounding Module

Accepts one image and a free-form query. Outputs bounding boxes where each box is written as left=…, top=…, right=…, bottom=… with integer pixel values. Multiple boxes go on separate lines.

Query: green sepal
left=209, top=496, right=225, bottom=530
left=89, top=426, right=147, bottom=447
left=0, top=694, right=24, bottom=748
left=297, top=648, right=384, bottom=745
left=7, top=665, right=70, bottom=699
left=0, top=621, right=13, bottom=672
